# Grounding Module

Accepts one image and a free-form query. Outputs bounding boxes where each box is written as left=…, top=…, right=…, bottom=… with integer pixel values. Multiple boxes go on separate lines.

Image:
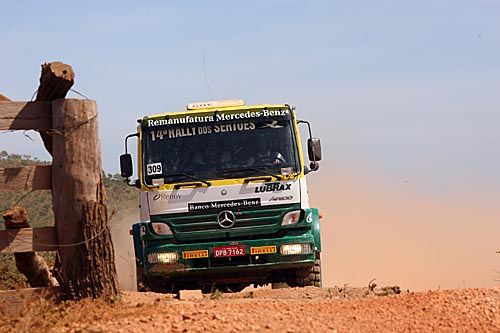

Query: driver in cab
left=247, top=137, right=285, bottom=166
left=192, top=137, right=232, bottom=168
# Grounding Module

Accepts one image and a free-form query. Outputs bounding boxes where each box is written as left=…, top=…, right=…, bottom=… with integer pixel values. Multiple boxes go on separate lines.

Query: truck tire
left=288, top=259, right=322, bottom=288
left=136, top=265, right=147, bottom=292
left=271, top=282, right=290, bottom=289
left=145, top=277, right=163, bottom=293
left=145, top=277, right=177, bottom=293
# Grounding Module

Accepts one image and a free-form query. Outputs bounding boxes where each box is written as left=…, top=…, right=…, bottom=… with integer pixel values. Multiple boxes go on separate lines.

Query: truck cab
left=120, top=100, right=322, bottom=292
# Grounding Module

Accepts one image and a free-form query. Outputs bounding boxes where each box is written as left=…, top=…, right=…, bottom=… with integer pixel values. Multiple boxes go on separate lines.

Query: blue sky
left=1, top=0, right=499, bottom=196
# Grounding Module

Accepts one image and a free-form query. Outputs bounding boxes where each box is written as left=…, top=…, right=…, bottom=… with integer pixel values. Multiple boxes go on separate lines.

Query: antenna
left=203, top=46, right=213, bottom=100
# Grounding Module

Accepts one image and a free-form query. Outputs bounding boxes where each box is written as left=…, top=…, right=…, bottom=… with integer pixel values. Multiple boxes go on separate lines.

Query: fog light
left=147, top=252, right=178, bottom=264
left=280, top=243, right=312, bottom=255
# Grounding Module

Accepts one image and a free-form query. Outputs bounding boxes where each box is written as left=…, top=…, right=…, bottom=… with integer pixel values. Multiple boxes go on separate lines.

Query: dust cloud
left=110, top=208, right=139, bottom=291
left=308, top=166, right=500, bottom=291
left=109, top=168, right=500, bottom=292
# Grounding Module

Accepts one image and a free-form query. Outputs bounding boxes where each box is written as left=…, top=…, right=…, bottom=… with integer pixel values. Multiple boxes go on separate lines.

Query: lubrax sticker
left=255, top=182, right=292, bottom=193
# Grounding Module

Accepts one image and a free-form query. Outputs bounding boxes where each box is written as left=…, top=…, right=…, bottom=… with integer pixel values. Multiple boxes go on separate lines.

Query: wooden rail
left=0, top=101, right=52, bottom=130
left=0, top=165, right=52, bottom=191
left=0, top=227, right=58, bottom=253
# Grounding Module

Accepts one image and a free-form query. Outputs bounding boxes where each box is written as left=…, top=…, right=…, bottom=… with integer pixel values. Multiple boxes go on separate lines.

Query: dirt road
left=3, top=286, right=499, bottom=332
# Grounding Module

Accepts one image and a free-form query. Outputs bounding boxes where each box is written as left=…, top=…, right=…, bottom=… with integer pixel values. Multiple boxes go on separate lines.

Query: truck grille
left=160, top=205, right=298, bottom=241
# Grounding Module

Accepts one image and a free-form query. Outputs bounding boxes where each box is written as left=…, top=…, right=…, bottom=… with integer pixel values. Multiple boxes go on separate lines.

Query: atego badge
left=217, top=210, right=236, bottom=229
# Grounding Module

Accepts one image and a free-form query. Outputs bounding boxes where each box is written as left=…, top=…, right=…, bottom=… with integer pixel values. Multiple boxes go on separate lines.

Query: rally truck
left=120, top=99, right=323, bottom=293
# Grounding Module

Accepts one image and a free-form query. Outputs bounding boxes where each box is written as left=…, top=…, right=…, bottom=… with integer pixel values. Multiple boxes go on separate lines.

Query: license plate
left=250, top=245, right=276, bottom=255
left=182, top=250, right=209, bottom=259
left=213, top=245, right=246, bottom=258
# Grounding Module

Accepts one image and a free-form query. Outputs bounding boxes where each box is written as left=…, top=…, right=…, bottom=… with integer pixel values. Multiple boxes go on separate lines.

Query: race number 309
left=146, top=162, right=162, bottom=176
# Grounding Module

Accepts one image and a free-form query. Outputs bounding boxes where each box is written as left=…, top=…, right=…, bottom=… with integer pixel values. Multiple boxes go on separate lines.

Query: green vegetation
left=210, top=289, right=224, bottom=300
left=0, top=151, right=138, bottom=289
left=0, top=254, right=27, bottom=289
left=0, top=151, right=137, bottom=229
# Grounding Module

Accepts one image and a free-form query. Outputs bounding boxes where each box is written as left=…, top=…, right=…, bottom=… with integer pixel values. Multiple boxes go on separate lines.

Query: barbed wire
left=0, top=114, right=97, bottom=141
left=22, top=130, right=35, bottom=141
left=1, top=86, right=96, bottom=141
left=69, top=88, right=90, bottom=100
left=30, top=89, right=38, bottom=101
left=0, top=190, right=37, bottom=214
left=3, top=208, right=117, bottom=248
left=40, top=113, right=98, bottom=139
left=30, top=87, right=90, bottom=101
left=0, top=129, right=35, bottom=139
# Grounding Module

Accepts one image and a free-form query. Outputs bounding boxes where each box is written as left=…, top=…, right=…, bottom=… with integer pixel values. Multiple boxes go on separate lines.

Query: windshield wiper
left=163, top=173, right=212, bottom=188
left=216, top=166, right=282, bottom=181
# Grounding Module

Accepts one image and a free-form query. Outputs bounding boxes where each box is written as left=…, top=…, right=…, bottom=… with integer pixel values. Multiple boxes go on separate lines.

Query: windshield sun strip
left=141, top=109, right=300, bottom=185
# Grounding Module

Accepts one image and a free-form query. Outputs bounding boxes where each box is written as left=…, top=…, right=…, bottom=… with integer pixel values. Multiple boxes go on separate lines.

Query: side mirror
left=120, top=154, right=133, bottom=178
left=307, top=138, right=322, bottom=162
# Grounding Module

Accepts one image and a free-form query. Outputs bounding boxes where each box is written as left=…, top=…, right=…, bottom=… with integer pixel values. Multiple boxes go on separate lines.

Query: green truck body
left=121, top=100, right=322, bottom=292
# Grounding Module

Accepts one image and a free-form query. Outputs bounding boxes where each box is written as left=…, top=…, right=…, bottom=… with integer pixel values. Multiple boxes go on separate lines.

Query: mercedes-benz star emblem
left=217, top=210, right=236, bottom=229
left=221, top=189, right=227, bottom=196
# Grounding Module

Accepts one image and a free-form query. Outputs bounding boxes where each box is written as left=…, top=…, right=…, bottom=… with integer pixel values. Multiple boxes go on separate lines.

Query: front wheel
left=288, top=259, right=322, bottom=287
left=136, top=265, right=147, bottom=292
left=144, top=277, right=178, bottom=293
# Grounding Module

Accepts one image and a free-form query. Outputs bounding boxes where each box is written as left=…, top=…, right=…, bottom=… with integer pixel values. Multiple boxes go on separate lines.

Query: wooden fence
left=0, top=62, right=119, bottom=303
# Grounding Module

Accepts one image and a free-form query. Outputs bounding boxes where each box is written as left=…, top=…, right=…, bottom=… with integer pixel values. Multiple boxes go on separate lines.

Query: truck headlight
left=280, top=243, right=312, bottom=255
left=150, top=222, right=173, bottom=235
left=281, top=210, right=302, bottom=226
left=147, top=252, right=178, bottom=264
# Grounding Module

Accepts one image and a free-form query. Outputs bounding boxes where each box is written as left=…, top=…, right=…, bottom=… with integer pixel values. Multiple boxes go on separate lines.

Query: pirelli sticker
left=182, top=250, right=209, bottom=259
left=250, top=245, right=276, bottom=255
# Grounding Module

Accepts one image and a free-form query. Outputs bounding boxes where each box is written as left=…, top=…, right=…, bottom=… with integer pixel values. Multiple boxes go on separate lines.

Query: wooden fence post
left=36, top=61, right=75, bottom=155
left=51, top=98, right=119, bottom=300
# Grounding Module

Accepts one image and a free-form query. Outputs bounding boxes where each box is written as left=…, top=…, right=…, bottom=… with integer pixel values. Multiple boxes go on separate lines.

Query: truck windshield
left=142, top=108, right=300, bottom=185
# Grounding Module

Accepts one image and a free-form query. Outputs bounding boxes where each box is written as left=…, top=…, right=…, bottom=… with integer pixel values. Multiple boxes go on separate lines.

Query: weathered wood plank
left=0, top=101, right=52, bottom=130
left=0, top=165, right=51, bottom=191
left=0, top=227, right=58, bottom=253
left=0, top=287, right=64, bottom=316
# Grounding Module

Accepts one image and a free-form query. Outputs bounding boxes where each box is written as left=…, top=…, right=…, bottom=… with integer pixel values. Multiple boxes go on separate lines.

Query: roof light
left=186, top=99, right=245, bottom=110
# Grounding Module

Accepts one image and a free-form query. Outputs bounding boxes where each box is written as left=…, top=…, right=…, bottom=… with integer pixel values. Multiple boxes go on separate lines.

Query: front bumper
left=143, top=232, right=317, bottom=281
